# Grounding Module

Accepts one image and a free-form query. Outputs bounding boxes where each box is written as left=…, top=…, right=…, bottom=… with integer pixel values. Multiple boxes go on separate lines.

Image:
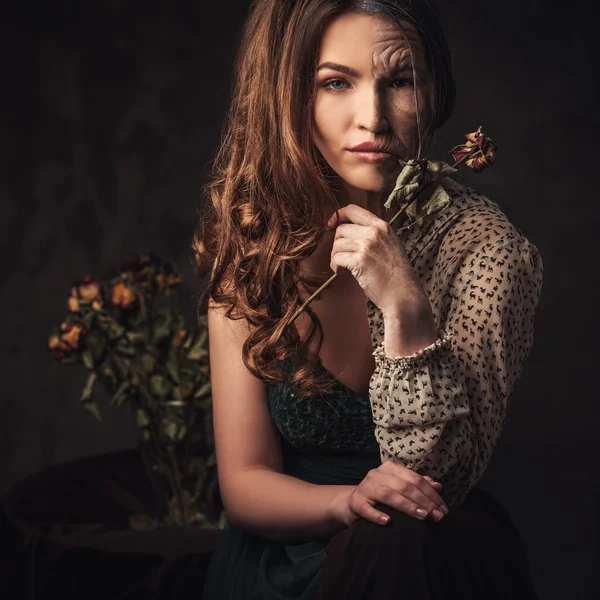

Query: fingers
left=352, top=500, right=394, bottom=526
left=351, top=476, right=449, bottom=527
left=370, top=463, right=449, bottom=524
left=331, top=235, right=361, bottom=254
left=328, top=205, right=387, bottom=230
left=382, top=462, right=446, bottom=507
left=382, top=478, right=448, bottom=521
left=350, top=486, right=431, bottom=525
left=423, top=475, right=442, bottom=489
left=330, top=251, right=354, bottom=275
left=332, top=223, right=365, bottom=238
left=376, top=484, right=437, bottom=521
left=416, top=477, right=447, bottom=509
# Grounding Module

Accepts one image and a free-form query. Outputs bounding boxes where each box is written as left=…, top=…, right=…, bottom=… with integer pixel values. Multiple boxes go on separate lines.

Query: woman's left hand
left=328, top=204, right=421, bottom=315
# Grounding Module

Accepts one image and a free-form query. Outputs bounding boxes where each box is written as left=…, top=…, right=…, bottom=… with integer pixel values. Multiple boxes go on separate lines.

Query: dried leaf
left=140, top=354, right=156, bottom=373
left=85, top=333, right=105, bottom=362
left=187, top=329, right=209, bottom=361
left=81, top=311, right=97, bottom=331
left=136, top=408, right=150, bottom=428
left=149, top=374, right=169, bottom=399
left=384, top=159, right=457, bottom=211
left=83, top=400, right=102, bottom=421
left=174, top=381, right=194, bottom=401
left=405, top=184, right=452, bottom=228
left=115, top=338, right=137, bottom=357
left=176, top=424, right=188, bottom=442
left=111, top=380, right=131, bottom=408
left=81, top=371, right=97, bottom=402
left=126, top=331, right=146, bottom=347
left=194, top=381, right=212, bottom=399
left=111, top=355, right=129, bottom=379
left=163, top=419, right=179, bottom=442
left=166, top=354, right=180, bottom=384
left=82, top=348, right=95, bottom=370
left=98, top=361, right=117, bottom=389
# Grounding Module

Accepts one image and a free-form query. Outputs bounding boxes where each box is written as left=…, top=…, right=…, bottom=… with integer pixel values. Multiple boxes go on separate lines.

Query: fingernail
left=432, top=509, right=444, bottom=521
left=379, top=515, right=390, bottom=524
left=440, top=504, right=449, bottom=515
left=416, top=509, right=428, bottom=519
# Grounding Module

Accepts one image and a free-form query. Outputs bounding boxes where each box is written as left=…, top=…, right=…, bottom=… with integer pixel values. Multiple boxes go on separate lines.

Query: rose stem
left=284, top=201, right=413, bottom=329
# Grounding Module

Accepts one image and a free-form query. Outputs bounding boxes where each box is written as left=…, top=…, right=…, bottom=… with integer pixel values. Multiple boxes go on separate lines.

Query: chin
left=337, top=166, right=400, bottom=194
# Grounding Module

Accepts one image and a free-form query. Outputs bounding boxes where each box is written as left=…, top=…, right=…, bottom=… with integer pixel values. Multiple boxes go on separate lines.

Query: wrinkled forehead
left=370, top=18, right=428, bottom=76
left=318, top=13, right=429, bottom=79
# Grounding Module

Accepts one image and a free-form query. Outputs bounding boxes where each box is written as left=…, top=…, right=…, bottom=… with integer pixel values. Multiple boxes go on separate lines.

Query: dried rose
left=67, top=287, right=81, bottom=312
left=111, top=282, right=137, bottom=309
left=450, top=126, right=497, bottom=172
left=48, top=333, right=73, bottom=359
left=121, top=253, right=162, bottom=288
left=60, top=322, right=86, bottom=350
left=164, top=263, right=182, bottom=286
left=68, top=275, right=103, bottom=311
left=155, top=263, right=182, bottom=292
left=78, top=275, right=101, bottom=302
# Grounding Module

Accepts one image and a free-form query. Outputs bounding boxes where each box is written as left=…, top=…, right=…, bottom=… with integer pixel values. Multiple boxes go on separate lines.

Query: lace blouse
left=366, top=177, right=543, bottom=507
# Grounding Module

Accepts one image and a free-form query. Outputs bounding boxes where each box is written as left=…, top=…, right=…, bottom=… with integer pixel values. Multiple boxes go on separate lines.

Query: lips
left=348, top=142, right=390, bottom=153
left=347, top=142, right=395, bottom=164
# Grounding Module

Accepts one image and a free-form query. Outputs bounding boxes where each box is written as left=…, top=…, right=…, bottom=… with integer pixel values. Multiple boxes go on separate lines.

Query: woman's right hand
left=332, top=461, right=449, bottom=527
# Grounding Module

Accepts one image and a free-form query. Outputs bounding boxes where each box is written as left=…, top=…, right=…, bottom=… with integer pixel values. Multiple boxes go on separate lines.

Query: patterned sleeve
left=369, top=235, right=543, bottom=507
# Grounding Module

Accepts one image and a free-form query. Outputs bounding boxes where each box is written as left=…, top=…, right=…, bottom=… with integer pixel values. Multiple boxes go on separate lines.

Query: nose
left=354, top=85, right=389, bottom=133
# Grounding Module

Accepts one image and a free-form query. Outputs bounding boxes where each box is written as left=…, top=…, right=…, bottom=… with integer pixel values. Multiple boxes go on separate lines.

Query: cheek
left=417, top=84, right=435, bottom=129
left=388, top=89, right=434, bottom=146
left=312, top=101, right=344, bottom=157
left=390, top=91, right=420, bottom=122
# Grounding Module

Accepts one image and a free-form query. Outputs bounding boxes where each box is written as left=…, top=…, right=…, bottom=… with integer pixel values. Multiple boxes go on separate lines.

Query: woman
left=193, top=0, right=542, bottom=598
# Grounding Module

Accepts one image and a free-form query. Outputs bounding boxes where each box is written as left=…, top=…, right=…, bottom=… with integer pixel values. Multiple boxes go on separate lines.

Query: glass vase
left=131, top=396, right=222, bottom=530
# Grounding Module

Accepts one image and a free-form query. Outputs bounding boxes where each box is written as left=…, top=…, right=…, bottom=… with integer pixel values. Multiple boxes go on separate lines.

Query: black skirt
left=316, top=487, right=539, bottom=599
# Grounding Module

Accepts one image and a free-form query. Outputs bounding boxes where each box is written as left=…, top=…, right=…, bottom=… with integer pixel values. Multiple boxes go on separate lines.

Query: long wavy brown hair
left=192, top=0, right=455, bottom=397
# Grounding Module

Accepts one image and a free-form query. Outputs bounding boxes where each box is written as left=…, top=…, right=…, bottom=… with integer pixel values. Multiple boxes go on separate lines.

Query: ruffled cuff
left=372, top=331, right=453, bottom=372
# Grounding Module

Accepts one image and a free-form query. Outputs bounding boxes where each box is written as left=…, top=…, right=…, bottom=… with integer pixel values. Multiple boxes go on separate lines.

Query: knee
left=347, top=504, right=435, bottom=555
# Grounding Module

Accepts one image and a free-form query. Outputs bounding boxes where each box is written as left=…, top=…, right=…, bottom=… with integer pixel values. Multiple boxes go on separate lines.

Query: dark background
left=0, top=1, right=597, bottom=598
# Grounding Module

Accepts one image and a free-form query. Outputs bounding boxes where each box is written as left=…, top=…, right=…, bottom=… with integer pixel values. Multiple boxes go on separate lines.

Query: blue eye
left=323, top=79, right=348, bottom=91
left=321, top=77, right=411, bottom=92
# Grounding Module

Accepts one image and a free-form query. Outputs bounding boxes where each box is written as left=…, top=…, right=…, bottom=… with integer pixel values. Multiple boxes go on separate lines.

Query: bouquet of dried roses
left=48, top=253, right=223, bottom=529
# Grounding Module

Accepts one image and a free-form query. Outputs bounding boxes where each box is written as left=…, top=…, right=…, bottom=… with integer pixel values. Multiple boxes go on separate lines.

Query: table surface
left=1, top=448, right=220, bottom=599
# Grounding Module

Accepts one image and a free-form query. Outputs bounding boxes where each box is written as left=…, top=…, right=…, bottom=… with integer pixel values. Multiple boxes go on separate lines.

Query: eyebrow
left=316, top=61, right=412, bottom=77
left=317, top=62, right=360, bottom=77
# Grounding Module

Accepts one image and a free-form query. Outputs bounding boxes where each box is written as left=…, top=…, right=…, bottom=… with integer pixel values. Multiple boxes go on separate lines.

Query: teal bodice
left=267, top=360, right=379, bottom=455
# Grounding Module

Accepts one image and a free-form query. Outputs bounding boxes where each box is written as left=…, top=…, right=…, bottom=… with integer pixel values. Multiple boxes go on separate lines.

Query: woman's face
left=312, top=12, right=434, bottom=197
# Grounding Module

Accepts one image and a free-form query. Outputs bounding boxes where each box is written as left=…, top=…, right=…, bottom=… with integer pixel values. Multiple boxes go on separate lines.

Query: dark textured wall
left=1, top=2, right=597, bottom=599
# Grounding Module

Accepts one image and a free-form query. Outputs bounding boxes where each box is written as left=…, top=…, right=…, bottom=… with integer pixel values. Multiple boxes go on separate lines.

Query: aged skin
left=306, top=13, right=438, bottom=357
left=312, top=12, right=434, bottom=218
